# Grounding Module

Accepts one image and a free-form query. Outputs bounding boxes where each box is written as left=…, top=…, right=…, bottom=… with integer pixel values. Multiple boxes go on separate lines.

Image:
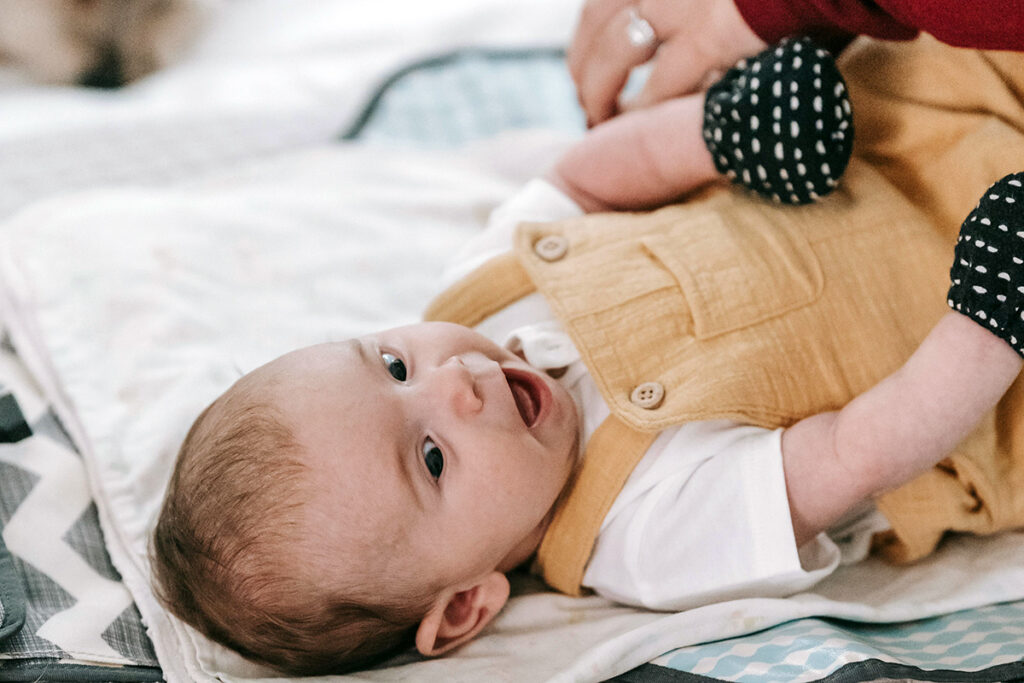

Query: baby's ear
left=415, top=571, right=510, bottom=656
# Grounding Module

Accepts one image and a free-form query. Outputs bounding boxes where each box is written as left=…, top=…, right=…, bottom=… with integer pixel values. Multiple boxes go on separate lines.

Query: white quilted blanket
left=0, top=0, right=584, bottom=219
left=4, top=135, right=1024, bottom=683
left=4, top=1, right=1024, bottom=680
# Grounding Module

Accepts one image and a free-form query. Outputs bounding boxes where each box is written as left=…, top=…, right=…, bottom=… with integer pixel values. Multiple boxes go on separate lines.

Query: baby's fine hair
left=150, top=375, right=431, bottom=674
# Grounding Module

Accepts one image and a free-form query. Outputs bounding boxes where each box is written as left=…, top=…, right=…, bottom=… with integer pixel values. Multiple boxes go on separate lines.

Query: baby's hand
left=703, top=38, right=853, bottom=205
left=782, top=173, right=1024, bottom=546
left=553, top=38, right=855, bottom=212
left=947, top=172, right=1024, bottom=355
left=551, top=93, right=718, bottom=212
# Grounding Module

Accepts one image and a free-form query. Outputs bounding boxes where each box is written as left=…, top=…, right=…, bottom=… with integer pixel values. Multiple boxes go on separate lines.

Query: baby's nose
left=438, top=356, right=483, bottom=416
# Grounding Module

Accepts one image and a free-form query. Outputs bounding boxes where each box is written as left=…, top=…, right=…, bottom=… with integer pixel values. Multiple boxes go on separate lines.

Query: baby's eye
left=381, top=352, right=406, bottom=381
left=423, top=438, right=444, bottom=481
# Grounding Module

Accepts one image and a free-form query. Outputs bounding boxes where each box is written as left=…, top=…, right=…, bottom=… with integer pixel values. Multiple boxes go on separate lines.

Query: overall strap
left=423, top=252, right=535, bottom=326
left=535, top=415, right=658, bottom=595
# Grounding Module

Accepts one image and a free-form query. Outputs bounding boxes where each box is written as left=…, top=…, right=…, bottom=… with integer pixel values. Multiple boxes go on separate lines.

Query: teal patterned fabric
left=655, top=603, right=1024, bottom=681
left=341, top=47, right=585, bottom=146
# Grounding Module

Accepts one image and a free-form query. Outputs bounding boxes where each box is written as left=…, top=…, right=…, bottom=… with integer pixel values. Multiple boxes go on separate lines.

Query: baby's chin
left=549, top=377, right=582, bottom=450
left=497, top=519, right=549, bottom=573
left=536, top=383, right=582, bottom=513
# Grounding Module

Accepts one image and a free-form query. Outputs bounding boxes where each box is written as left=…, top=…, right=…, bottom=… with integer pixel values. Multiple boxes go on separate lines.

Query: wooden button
left=534, top=235, right=569, bottom=262
left=630, top=382, right=665, bottom=409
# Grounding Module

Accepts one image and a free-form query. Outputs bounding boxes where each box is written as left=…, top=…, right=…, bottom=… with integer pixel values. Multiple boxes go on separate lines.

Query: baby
left=151, top=40, right=1024, bottom=675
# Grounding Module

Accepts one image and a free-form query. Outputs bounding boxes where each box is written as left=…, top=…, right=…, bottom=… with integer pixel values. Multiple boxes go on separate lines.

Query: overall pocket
left=641, top=212, right=824, bottom=340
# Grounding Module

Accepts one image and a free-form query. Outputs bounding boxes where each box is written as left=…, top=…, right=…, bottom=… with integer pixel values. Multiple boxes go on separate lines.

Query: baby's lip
left=502, top=367, right=550, bottom=428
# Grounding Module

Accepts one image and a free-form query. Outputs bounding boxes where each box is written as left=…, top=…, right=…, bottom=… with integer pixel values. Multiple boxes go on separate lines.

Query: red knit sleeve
left=733, top=0, right=1024, bottom=51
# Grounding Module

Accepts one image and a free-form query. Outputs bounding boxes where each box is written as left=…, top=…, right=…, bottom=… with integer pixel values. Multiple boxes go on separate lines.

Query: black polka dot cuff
left=703, top=37, right=854, bottom=205
left=948, top=172, right=1024, bottom=356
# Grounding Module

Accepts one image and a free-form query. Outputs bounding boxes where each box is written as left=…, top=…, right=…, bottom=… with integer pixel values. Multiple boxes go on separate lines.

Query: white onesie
left=440, top=179, right=889, bottom=611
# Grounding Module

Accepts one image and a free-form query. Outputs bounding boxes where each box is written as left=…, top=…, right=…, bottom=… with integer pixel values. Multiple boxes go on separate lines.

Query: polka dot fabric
left=703, top=37, right=854, bottom=205
left=948, top=172, right=1024, bottom=356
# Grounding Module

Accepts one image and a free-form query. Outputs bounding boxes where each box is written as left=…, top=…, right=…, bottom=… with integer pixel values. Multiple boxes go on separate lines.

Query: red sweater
left=733, top=0, right=1024, bottom=51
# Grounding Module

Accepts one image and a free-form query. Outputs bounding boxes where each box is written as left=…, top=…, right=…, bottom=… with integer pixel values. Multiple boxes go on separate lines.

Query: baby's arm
left=781, top=173, right=1024, bottom=546
left=551, top=38, right=854, bottom=212
left=782, top=312, right=1021, bottom=545
left=549, top=93, right=717, bottom=212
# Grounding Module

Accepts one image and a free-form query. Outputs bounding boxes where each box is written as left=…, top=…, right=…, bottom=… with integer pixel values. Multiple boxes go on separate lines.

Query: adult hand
left=568, top=0, right=767, bottom=125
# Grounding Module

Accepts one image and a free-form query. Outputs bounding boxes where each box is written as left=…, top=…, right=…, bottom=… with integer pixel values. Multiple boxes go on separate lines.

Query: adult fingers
left=568, top=0, right=633, bottom=80
left=621, top=38, right=713, bottom=112
left=573, top=4, right=660, bottom=125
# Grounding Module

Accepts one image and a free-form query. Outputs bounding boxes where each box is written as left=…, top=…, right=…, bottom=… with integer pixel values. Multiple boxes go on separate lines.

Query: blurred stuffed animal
left=0, top=0, right=217, bottom=87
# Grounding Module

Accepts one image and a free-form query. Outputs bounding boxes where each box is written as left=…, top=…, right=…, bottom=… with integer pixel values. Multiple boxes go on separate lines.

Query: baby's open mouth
left=503, top=368, right=546, bottom=427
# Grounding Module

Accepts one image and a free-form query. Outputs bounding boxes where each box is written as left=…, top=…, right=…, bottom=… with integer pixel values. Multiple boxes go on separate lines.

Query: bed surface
left=2, top=3, right=1024, bottom=682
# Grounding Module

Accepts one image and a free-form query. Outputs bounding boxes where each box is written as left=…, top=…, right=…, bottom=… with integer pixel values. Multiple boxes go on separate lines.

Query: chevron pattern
left=0, top=332, right=157, bottom=669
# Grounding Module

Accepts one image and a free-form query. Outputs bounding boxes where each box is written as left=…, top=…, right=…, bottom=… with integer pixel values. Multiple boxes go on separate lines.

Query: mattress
left=2, top=6, right=1024, bottom=681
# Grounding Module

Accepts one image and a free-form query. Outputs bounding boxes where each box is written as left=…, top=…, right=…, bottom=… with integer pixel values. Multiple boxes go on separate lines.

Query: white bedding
left=0, top=0, right=584, bottom=219
left=5, top=2, right=1024, bottom=682
left=4, top=133, right=1024, bottom=683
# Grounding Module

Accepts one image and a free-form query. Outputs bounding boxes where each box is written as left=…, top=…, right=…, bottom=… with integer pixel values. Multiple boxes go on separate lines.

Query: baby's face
left=260, top=322, right=580, bottom=594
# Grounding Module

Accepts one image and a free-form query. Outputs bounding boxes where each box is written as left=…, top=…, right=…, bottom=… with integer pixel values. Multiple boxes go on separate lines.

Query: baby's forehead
left=210, top=344, right=360, bottom=451
left=272, top=340, right=358, bottom=372
left=254, top=340, right=389, bottom=458
left=242, top=341, right=361, bottom=393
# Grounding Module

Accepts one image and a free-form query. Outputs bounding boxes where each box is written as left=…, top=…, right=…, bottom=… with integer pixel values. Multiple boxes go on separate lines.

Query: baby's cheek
left=481, top=458, right=539, bottom=508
